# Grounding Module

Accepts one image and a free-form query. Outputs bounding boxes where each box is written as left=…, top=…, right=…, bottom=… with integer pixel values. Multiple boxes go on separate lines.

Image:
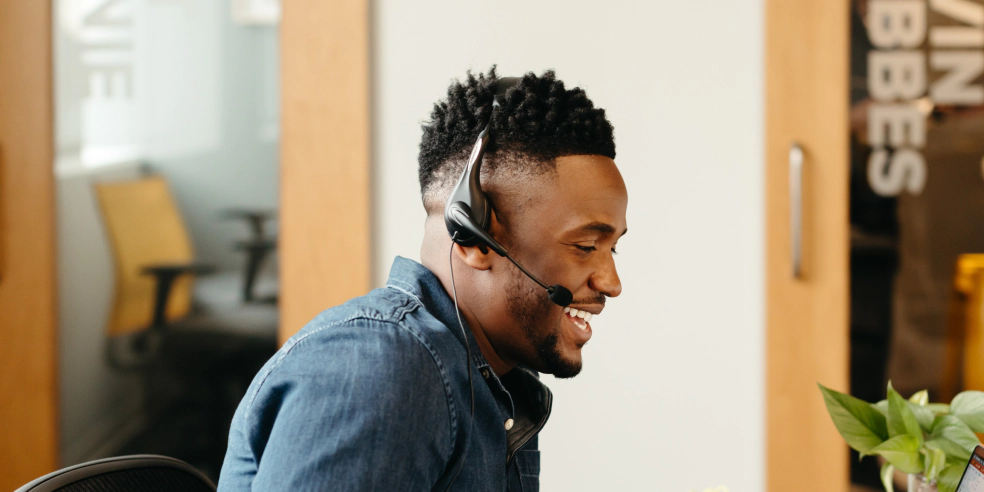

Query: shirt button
left=481, top=369, right=490, bottom=379
left=504, top=419, right=514, bottom=431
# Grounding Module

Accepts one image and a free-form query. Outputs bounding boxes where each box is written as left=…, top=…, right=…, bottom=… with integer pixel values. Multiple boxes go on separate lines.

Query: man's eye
left=574, top=245, right=596, bottom=253
left=611, top=247, right=618, bottom=255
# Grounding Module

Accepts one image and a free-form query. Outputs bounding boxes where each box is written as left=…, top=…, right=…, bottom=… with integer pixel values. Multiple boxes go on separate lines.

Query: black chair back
left=15, top=454, right=215, bottom=492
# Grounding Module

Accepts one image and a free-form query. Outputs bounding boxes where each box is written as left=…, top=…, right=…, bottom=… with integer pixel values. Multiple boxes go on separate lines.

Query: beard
left=505, top=270, right=583, bottom=379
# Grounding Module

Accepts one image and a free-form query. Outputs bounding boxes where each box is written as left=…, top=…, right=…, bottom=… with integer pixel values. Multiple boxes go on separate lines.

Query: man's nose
left=589, top=257, right=622, bottom=298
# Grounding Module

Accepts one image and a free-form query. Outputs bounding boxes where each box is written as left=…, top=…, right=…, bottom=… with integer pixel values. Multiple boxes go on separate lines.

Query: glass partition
left=54, top=0, right=280, bottom=480
left=850, top=0, right=984, bottom=487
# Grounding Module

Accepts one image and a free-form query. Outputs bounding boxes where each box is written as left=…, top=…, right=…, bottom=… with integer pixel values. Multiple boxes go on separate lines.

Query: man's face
left=484, top=154, right=627, bottom=378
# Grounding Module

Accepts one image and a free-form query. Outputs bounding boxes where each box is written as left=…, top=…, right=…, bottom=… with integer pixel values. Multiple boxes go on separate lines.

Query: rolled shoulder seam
left=243, top=314, right=459, bottom=457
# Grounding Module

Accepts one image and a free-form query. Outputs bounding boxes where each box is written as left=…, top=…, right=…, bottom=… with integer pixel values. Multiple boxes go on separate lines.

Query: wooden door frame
left=0, top=2, right=59, bottom=488
left=0, top=0, right=376, bottom=484
left=766, top=0, right=851, bottom=490
left=279, top=0, right=372, bottom=342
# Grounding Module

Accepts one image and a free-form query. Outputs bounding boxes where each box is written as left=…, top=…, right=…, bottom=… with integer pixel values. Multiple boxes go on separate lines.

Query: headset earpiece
left=446, top=202, right=506, bottom=256
left=444, top=78, right=521, bottom=249
left=444, top=128, right=493, bottom=248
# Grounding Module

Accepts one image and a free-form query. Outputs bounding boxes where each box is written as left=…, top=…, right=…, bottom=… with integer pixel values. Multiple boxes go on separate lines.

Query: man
left=218, top=68, right=627, bottom=491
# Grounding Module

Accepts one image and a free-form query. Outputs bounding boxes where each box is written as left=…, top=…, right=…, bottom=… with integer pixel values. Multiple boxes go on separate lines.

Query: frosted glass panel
left=53, top=0, right=281, bottom=480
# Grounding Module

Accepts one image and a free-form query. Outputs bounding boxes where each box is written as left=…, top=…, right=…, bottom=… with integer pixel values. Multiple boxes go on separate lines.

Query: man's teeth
left=562, top=307, right=594, bottom=322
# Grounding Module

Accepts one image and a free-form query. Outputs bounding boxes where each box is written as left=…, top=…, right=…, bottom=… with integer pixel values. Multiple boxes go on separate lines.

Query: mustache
left=569, top=295, right=606, bottom=306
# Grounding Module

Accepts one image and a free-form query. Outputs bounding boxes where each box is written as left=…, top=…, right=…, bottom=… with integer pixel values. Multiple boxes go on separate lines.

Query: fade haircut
left=418, top=67, right=616, bottom=215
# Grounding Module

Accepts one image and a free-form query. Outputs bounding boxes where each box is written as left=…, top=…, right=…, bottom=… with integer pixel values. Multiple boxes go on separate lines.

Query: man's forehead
left=552, top=156, right=626, bottom=200
left=552, top=154, right=624, bottom=185
left=537, top=155, right=628, bottom=234
left=568, top=221, right=628, bottom=237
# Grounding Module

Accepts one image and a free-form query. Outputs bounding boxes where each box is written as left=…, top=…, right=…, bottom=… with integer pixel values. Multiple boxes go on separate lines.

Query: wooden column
left=766, top=0, right=850, bottom=490
left=0, top=2, right=59, bottom=488
left=279, top=0, right=371, bottom=342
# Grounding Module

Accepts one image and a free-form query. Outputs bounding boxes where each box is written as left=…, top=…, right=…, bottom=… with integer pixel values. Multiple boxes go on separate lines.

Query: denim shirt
left=218, top=257, right=552, bottom=491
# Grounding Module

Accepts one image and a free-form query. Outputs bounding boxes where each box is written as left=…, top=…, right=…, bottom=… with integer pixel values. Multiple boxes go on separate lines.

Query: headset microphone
left=443, top=77, right=573, bottom=308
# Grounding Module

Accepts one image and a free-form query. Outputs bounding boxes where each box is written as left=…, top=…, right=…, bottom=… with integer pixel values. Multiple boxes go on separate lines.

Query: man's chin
left=534, top=341, right=583, bottom=378
left=548, top=361, right=582, bottom=379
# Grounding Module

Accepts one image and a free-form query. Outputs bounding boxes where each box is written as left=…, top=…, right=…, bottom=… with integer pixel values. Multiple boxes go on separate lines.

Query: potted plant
left=818, top=382, right=984, bottom=492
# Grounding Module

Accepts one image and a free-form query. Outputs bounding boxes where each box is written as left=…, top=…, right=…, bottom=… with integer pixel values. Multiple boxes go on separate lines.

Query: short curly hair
left=418, top=67, right=616, bottom=214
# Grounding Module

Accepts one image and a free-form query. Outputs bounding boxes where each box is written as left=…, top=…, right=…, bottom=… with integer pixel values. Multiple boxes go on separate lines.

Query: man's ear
left=453, top=242, right=493, bottom=271
left=452, top=206, right=503, bottom=271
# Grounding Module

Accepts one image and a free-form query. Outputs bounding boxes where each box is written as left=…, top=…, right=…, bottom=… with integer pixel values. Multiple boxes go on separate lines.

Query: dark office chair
left=15, top=455, right=214, bottom=492
left=221, top=208, right=279, bottom=305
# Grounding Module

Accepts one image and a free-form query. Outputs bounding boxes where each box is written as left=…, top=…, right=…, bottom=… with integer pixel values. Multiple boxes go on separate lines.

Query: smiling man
left=218, top=69, right=627, bottom=491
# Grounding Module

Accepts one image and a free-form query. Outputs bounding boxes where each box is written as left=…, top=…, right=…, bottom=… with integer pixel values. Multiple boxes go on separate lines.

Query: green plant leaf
left=874, top=400, right=888, bottom=416
left=909, top=401, right=936, bottom=432
left=911, top=390, right=929, bottom=406
left=927, top=438, right=974, bottom=465
left=869, top=435, right=922, bottom=473
left=875, top=397, right=934, bottom=429
left=818, top=383, right=889, bottom=453
left=928, top=415, right=979, bottom=463
left=888, top=383, right=923, bottom=446
left=938, top=464, right=965, bottom=492
left=924, top=445, right=947, bottom=482
left=880, top=462, right=895, bottom=492
left=952, top=391, right=984, bottom=432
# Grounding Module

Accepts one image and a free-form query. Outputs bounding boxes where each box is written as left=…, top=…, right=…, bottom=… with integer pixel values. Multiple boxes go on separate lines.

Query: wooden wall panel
left=766, top=0, right=850, bottom=490
left=279, top=0, right=371, bottom=342
left=0, top=2, right=59, bottom=488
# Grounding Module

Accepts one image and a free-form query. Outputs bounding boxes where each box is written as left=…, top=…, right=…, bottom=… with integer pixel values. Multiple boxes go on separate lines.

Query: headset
left=443, top=77, right=574, bottom=308
left=441, top=76, right=573, bottom=490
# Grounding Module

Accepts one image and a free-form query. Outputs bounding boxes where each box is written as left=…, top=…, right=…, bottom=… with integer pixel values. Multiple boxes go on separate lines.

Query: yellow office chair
left=96, top=176, right=205, bottom=338
left=96, top=175, right=277, bottom=352
left=941, top=254, right=984, bottom=400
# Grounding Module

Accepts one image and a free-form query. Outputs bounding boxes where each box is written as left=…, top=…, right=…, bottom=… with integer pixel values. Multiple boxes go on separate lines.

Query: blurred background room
left=53, top=0, right=281, bottom=481
left=3, top=0, right=984, bottom=491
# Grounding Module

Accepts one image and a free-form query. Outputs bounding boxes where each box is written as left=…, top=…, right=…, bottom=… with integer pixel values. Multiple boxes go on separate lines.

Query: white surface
left=373, top=1, right=764, bottom=490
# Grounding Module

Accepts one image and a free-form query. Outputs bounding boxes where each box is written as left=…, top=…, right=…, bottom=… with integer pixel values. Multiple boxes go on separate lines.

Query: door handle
left=789, top=142, right=803, bottom=279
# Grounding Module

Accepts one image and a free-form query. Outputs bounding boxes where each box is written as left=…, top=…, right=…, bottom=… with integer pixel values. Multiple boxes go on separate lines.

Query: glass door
left=54, top=0, right=281, bottom=480
left=850, top=0, right=984, bottom=487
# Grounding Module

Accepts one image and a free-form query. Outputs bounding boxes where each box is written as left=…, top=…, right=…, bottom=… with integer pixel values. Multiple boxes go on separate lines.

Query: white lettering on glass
left=869, top=51, right=928, bottom=100
left=930, top=0, right=984, bottom=27
left=868, top=148, right=928, bottom=196
left=868, top=0, right=927, bottom=48
left=868, top=103, right=927, bottom=147
left=930, top=50, right=984, bottom=104
left=863, top=0, right=984, bottom=195
left=930, top=26, right=984, bottom=47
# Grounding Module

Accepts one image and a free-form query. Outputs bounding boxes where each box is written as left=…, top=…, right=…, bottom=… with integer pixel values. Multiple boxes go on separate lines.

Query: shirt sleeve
left=243, top=319, right=455, bottom=491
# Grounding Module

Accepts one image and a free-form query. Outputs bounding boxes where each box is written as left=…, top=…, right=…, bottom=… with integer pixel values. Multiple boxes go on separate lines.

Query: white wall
left=373, top=1, right=764, bottom=491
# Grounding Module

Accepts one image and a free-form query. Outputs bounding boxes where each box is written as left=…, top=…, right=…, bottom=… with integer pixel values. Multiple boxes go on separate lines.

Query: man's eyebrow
left=575, top=222, right=627, bottom=237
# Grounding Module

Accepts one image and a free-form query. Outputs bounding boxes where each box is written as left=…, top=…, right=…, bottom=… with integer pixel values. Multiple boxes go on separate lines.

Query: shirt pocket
left=516, top=449, right=540, bottom=492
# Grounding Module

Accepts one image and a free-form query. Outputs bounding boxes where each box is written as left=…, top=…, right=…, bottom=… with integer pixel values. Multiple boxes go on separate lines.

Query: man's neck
left=421, top=222, right=515, bottom=376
